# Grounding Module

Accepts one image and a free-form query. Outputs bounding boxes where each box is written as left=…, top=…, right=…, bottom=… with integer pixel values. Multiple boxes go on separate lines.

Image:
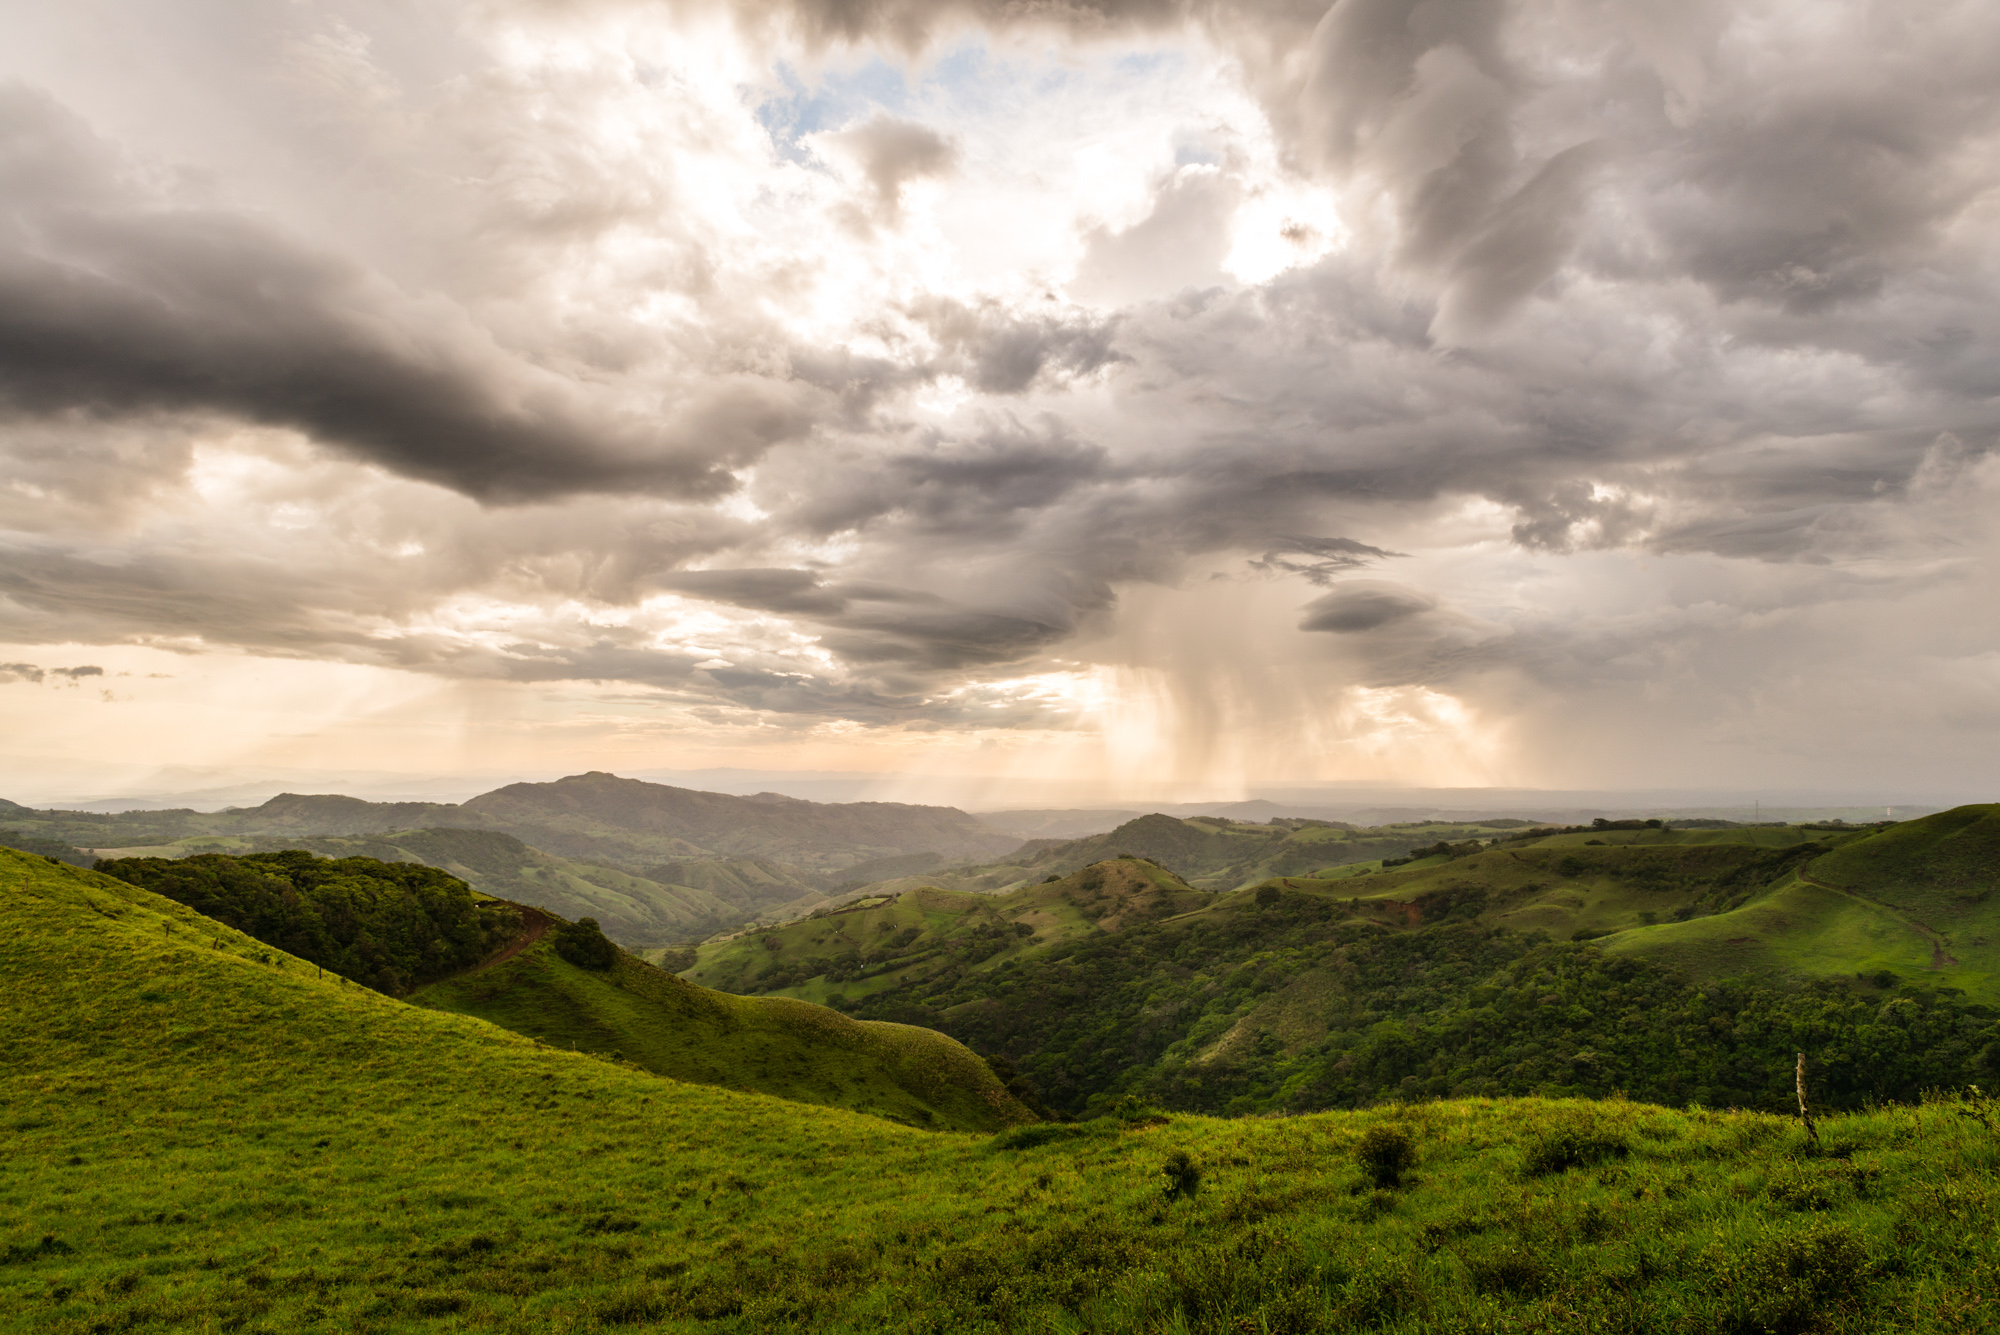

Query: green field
left=6, top=848, right=2000, bottom=1333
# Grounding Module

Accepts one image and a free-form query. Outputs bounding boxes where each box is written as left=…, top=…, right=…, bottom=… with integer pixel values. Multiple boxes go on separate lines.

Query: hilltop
left=4, top=847, right=1996, bottom=1333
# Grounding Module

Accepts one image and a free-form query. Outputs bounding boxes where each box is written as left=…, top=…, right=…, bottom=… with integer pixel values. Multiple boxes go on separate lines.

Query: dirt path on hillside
left=1796, top=874, right=1959, bottom=970
left=462, top=904, right=556, bottom=976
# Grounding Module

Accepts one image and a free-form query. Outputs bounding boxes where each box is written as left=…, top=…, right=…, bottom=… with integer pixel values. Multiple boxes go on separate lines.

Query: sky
left=1, top=0, right=1998, bottom=809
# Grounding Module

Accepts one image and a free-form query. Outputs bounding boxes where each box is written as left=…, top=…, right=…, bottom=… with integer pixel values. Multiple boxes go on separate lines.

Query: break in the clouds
left=1, top=0, right=1998, bottom=798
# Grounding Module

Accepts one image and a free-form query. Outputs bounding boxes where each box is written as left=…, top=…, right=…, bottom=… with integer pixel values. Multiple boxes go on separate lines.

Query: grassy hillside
left=5, top=849, right=1999, bottom=1333
left=685, top=857, right=1210, bottom=1005
left=412, top=925, right=1030, bottom=1133
left=87, top=848, right=1017, bottom=1131
left=704, top=834, right=1832, bottom=1009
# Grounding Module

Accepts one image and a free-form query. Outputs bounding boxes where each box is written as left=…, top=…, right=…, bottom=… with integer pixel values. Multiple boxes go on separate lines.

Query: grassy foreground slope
left=411, top=928, right=1027, bottom=1133
left=4, top=850, right=2000, bottom=1333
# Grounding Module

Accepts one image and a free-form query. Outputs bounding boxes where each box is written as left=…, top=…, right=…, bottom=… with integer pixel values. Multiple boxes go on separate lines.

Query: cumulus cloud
left=2, top=0, right=1999, bottom=791
left=824, top=113, right=958, bottom=225
left=0, top=82, right=816, bottom=503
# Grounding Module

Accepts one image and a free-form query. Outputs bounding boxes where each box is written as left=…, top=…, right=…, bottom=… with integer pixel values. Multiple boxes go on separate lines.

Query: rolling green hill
left=411, top=923, right=1027, bottom=1133
left=5, top=847, right=1998, bottom=1334
left=87, top=848, right=1024, bottom=1132
left=684, top=856, right=1211, bottom=1006
left=707, top=817, right=2000, bottom=1119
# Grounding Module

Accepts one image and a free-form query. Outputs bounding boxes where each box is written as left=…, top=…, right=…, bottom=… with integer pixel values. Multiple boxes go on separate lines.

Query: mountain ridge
left=0, top=770, right=1023, bottom=878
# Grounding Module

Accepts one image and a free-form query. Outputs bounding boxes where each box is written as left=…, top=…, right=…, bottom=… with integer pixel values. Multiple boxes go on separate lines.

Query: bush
left=990, top=1123, right=1092, bottom=1151
left=1523, top=1120, right=1628, bottom=1176
left=553, top=918, right=619, bottom=971
left=1161, top=1151, right=1201, bottom=1202
left=1105, top=1094, right=1170, bottom=1127
left=1354, top=1125, right=1416, bottom=1188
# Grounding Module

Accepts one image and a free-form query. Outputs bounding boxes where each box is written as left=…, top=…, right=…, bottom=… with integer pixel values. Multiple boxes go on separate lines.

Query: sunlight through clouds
left=1, top=0, right=1998, bottom=802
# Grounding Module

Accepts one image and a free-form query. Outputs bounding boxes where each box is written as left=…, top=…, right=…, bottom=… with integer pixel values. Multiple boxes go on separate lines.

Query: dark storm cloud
left=0, top=84, right=810, bottom=503
left=1298, top=581, right=1438, bottom=633
left=7, top=0, right=2000, bottom=754
left=907, top=298, right=1124, bottom=394
left=1250, top=535, right=1404, bottom=584
left=655, top=568, right=852, bottom=616
left=781, top=421, right=1110, bottom=538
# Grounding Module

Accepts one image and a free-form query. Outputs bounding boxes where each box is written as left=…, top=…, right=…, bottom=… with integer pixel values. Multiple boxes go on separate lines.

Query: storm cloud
left=2, top=0, right=1999, bottom=794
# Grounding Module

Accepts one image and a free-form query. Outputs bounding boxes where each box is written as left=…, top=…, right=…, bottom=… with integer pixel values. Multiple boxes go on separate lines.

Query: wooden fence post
left=1796, top=1051, right=1819, bottom=1145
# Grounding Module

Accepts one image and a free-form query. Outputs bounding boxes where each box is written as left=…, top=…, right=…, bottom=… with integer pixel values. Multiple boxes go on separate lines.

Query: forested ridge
left=95, top=850, right=518, bottom=995
left=845, top=888, right=2000, bottom=1119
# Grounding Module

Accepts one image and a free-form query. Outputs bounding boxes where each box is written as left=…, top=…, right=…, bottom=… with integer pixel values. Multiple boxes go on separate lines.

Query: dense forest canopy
left=95, top=850, right=516, bottom=995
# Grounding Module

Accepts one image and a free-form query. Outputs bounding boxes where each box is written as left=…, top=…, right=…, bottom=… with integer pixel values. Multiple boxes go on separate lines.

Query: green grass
left=1602, top=874, right=1949, bottom=991
left=5, top=849, right=2000, bottom=1332
left=411, top=934, right=1028, bottom=1133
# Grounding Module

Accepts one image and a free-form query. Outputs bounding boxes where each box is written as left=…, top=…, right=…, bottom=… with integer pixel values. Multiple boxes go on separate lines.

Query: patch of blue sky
left=751, top=37, right=1197, bottom=167
left=755, top=57, right=913, bottom=165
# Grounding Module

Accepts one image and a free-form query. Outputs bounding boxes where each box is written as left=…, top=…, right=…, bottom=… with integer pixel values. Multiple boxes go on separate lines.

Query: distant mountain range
left=0, top=771, right=1018, bottom=875
left=0, top=772, right=1027, bottom=944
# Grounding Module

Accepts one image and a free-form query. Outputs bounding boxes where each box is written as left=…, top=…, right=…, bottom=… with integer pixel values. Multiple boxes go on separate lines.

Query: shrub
left=1355, top=1125, right=1417, bottom=1188
left=553, top=918, right=619, bottom=971
left=1161, top=1151, right=1201, bottom=1202
left=1105, top=1094, right=1170, bottom=1126
left=1523, top=1120, right=1628, bottom=1176
left=990, top=1123, right=1091, bottom=1151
